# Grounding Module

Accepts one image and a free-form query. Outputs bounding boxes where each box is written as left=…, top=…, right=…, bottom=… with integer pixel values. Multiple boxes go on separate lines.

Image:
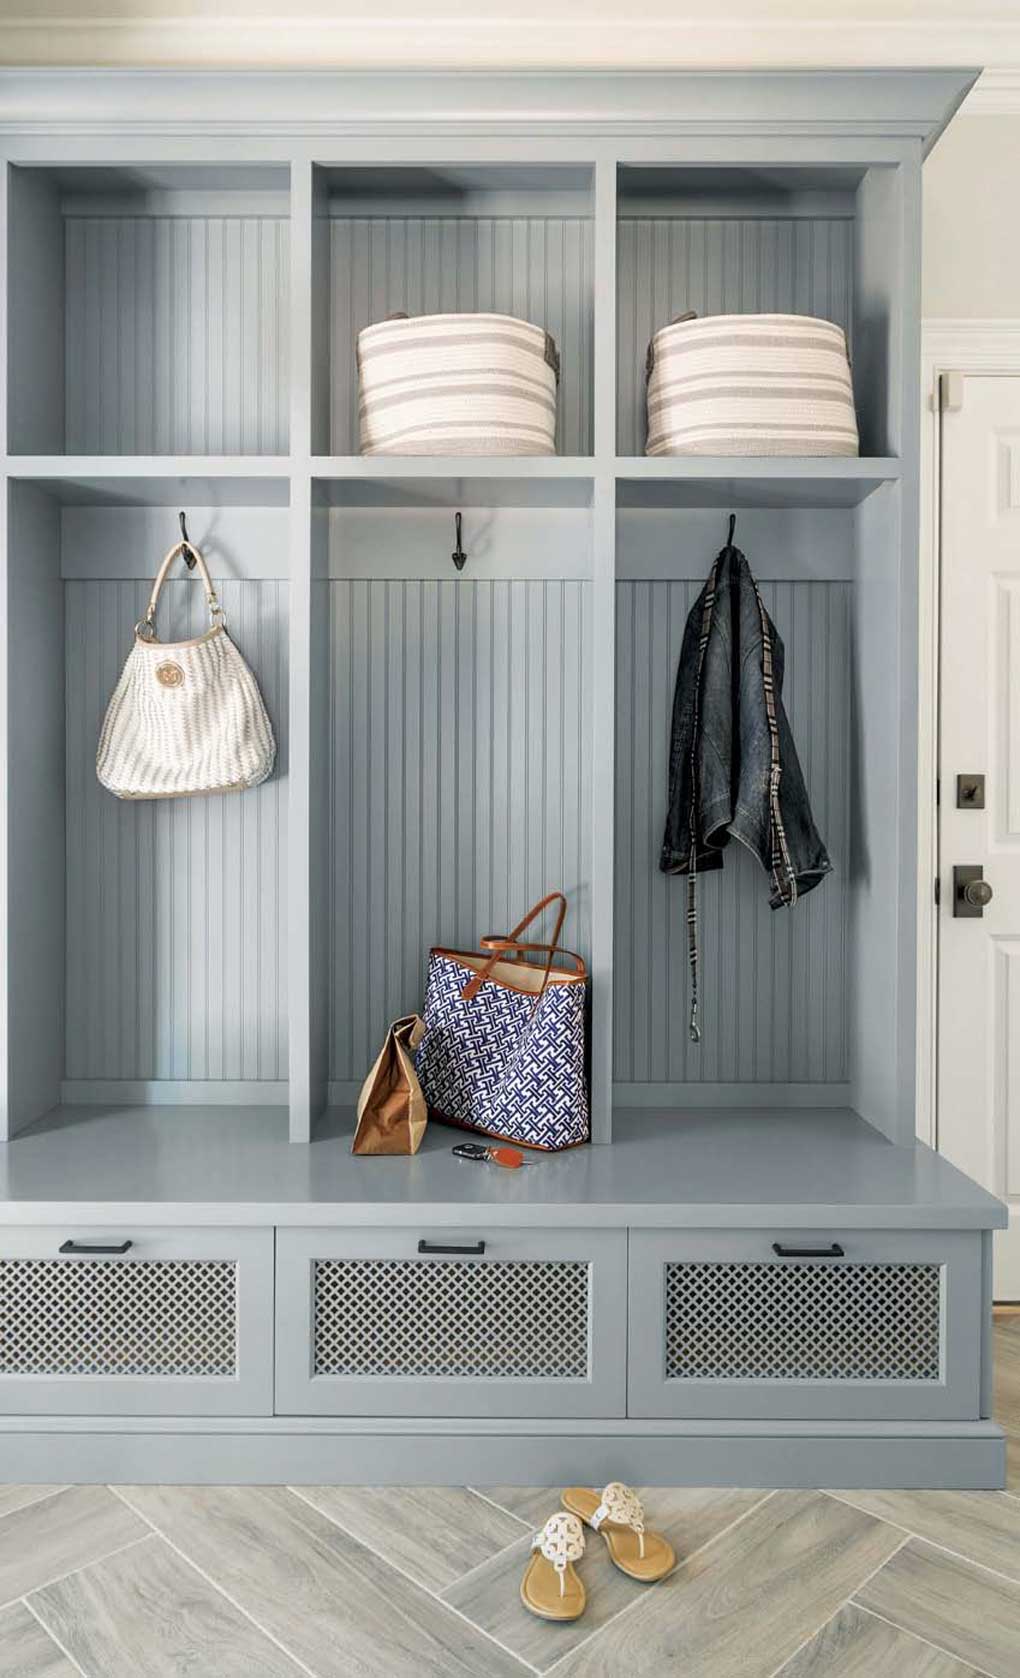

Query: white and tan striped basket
left=357, top=311, right=559, bottom=456
left=645, top=312, right=858, bottom=457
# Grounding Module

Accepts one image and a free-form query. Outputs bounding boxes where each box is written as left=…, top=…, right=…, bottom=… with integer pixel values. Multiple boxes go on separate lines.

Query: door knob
left=954, top=864, right=993, bottom=918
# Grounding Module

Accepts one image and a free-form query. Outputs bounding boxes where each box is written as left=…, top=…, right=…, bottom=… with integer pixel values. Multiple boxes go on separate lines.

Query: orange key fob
left=489, top=1146, right=524, bottom=1169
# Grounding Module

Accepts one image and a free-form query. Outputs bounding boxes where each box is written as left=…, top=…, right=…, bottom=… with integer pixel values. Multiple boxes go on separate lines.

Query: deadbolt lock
left=956, top=774, right=985, bottom=809
left=953, top=864, right=994, bottom=918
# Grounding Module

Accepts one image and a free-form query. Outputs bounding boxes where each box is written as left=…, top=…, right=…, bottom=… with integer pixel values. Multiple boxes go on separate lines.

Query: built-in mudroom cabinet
left=0, top=69, right=1006, bottom=1488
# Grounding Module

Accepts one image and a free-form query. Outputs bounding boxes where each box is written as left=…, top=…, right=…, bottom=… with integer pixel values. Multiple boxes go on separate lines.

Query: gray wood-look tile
left=777, top=1602, right=982, bottom=1678
left=444, top=1487, right=769, bottom=1671
left=832, top=1487, right=1020, bottom=1582
left=31, top=1535, right=306, bottom=1678
left=0, top=1604, right=78, bottom=1678
left=0, top=1486, right=148, bottom=1609
left=0, top=1491, right=64, bottom=1523
left=548, top=1490, right=904, bottom=1678
left=294, top=1485, right=528, bottom=1591
left=857, top=1537, right=1020, bottom=1678
left=473, top=1488, right=564, bottom=1529
left=993, top=1317, right=1020, bottom=1492
left=119, top=1484, right=530, bottom=1677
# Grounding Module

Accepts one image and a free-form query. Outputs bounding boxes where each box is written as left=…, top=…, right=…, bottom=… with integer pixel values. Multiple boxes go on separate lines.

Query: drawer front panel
left=629, top=1230, right=982, bottom=1421
left=276, top=1228, right=626, bottom=1417
left=0, top=1228, right=273, bottom=1416
left=664, top=1259, right=942, bottom=1384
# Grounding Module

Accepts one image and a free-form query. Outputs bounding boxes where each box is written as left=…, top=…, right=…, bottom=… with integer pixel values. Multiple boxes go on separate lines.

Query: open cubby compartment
left=616, top=162, right=909, bottom=459
left=614, top=476, right=913, bottom=1144
left=312, top=471, right=595, bottom=1113
left=312, top=164, right=595, bottom=458
left=3, top=472, right=291, bottom=1137
left=7, top=164, right=291, bottom=456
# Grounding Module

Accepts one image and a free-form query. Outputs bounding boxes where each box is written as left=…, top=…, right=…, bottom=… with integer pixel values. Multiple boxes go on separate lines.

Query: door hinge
left=934, top=876, right=941, bottom=906
left=939, top=371, right=964, bottom=413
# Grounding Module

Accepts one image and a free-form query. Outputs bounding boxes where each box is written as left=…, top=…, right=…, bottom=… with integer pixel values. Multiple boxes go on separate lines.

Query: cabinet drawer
left=628, top=1229, right=982, bottom=1421
left=0, top=1227, right=273, bottom=1416
left=275, top=1227, right=627, bottom=1418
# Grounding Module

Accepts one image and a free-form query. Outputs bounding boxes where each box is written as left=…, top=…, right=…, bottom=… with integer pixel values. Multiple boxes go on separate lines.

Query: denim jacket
left=660, top=541, right=831, bottom=899
left=660, top=539, right=831, bottom=1037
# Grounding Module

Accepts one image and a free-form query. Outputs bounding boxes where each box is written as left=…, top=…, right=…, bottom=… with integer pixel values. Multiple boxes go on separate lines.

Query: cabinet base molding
left=0, top=1417, right=1004, bottom=1490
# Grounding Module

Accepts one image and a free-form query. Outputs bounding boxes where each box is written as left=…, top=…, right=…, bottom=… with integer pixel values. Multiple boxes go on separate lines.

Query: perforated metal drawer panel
left=664, top=1261, right=942, bottom=1383
left=313, top=1257, right=591, bottom=1380
left=0, top=1258, right=237, bottom=1378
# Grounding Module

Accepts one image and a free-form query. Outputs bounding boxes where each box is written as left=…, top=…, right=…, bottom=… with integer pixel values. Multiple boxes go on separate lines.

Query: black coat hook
left=726, top=512, right=737, bottom=548
left=179, top=510, right=197, bottom=570
left=452, top=511, right=467, bottom=572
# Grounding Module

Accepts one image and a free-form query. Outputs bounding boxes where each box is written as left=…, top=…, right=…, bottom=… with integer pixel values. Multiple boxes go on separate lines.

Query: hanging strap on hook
left=179, top=510, right=197, bottom=570
left=726, top=512, right=737, bottom=549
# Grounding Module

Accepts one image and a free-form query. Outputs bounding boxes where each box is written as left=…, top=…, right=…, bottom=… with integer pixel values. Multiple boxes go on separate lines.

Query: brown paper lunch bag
left=352, top=1014, right=428, bottom=1155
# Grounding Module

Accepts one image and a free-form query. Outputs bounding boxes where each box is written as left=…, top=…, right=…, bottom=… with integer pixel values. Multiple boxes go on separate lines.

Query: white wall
left=924, top=114, right=1020, bottom=317
left=0, top=2, right=1018, bottom=69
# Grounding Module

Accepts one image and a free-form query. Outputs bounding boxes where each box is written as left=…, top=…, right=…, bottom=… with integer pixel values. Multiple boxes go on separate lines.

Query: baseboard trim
left=61, top=1081, right=288, bottom=1107
left=0, top=1417, right=1003, bottom=1490
left=613, top=1083, right=853, bottom=1108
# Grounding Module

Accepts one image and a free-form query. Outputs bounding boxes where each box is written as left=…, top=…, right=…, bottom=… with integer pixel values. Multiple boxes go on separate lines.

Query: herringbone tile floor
left=1, top=1317, right=1018, bottom=1677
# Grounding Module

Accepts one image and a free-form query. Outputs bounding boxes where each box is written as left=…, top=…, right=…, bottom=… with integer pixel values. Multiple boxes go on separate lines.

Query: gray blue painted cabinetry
left=0, top=68, right=1007, bottom=1487
left=275, top=1227, right=627, bottom=1418
left=0, top=1228, right=274, bottom=1416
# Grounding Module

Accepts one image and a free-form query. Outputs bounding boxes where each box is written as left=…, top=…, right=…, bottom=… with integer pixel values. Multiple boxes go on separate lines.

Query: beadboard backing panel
left=64, top=216, right=290, bottom=455
left=617, top=217, right=855, bottom=456
left=329, top=578, right=592, bottom=1083
left=614, top=578, right=851, bottom=1087
left=329, top=217, right=593, bottom=456
left=64, top=580, right=289, bottom=1082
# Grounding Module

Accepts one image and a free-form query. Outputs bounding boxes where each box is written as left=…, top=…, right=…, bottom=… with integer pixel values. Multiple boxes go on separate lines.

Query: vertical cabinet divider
left=288, top=160, right=329, bottom=1141
left=590, top=156, right=618, bottom=1142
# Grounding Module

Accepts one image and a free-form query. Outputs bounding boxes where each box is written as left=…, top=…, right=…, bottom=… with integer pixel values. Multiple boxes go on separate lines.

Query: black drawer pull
left=59, top=1239, right=133, bottom=1256
left=417, top=1239, right=486, bottom=1256
left=772, top=1242, right=845, bottom=1259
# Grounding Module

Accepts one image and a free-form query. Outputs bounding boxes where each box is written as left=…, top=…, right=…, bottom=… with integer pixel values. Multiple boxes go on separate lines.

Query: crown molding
left=960, top=67, right=1020, bottom=114
left=0, top=68, right=978, bottom=150
left=0, top=17, right=1015, bottom=73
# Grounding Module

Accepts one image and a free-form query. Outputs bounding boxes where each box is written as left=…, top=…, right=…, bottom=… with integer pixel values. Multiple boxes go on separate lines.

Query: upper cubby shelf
left=311, top=455, right=594, bottom=509
left=312, top=164, right=594, bottom=459
left=617, top=456, right=901, bottom=510
left=7, top=164, right=291, bottom=458
left=8, top=459, right=291, bottom=507
left=616, top=162, right=903, bottom=461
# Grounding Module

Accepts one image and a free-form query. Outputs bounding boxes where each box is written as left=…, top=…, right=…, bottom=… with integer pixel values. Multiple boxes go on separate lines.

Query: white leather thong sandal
left=520, top=1511, right=587, bottom=1621
left=561, top=1482, right=675, bottom=1583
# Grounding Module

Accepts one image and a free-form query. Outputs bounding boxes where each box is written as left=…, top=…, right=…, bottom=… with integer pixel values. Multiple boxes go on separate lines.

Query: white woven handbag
left=646, top=311, right=858, bottom=457
left=96, top=539, right=276, bottom=800
left=357, top=311, right=559, bottom=456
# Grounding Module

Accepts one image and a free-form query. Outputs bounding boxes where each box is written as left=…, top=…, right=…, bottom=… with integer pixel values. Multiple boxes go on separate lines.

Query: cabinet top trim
left=0, top=69, right=977, bottom=154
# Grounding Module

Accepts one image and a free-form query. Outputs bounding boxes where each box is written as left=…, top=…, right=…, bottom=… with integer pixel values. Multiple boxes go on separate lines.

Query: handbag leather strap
left=461, top=892, right=572, bottom=1003
left=137, top=540, right=223, bottom=641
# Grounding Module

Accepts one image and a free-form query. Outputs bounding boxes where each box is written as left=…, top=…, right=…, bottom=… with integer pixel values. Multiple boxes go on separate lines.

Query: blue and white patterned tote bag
left=415, top=893, right=589, bottom=1150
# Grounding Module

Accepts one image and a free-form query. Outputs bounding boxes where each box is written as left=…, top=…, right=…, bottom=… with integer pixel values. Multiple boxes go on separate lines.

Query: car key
left=451, top=1142, right=526, bottom=1169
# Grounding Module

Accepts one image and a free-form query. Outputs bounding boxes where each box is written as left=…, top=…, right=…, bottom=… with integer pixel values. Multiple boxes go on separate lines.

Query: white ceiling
left=0, top=1, right=1018, bottom=77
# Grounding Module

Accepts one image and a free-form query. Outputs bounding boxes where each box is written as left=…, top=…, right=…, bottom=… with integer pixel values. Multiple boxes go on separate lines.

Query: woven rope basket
left=358, top=312, right=560, bottom=456
left=645, top=312, right=858, bottom=457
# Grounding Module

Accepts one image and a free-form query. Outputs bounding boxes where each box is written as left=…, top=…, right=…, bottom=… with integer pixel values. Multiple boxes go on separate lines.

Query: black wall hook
left=726, top=512, right=737, bottom=548
left=179, top=510, right=197, bottom=570
left=452, top=511, right=467, bottom=572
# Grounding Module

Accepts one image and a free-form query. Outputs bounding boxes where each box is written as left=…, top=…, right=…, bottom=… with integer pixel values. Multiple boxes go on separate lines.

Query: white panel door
left=939, top=374, right=1020, bottom=1298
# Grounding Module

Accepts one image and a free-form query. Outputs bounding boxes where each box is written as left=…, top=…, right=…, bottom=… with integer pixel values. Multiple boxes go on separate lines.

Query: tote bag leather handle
left=461, top=892, right=570, bottom=1003
left=137, top=540, right=223, bottom=641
